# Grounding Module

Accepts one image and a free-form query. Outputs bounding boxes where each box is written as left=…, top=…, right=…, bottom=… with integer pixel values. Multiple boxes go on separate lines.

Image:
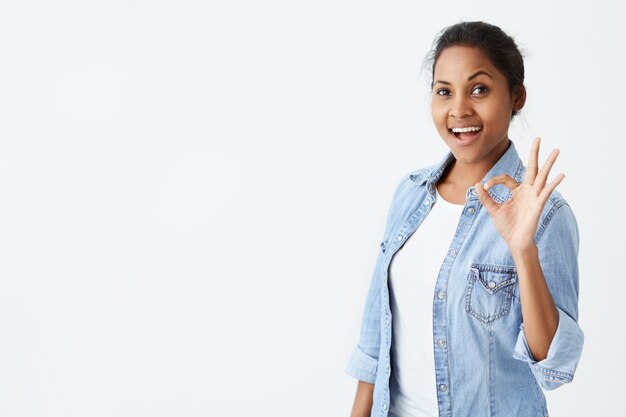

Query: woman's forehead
left=434, top=45, right=503, bottom=81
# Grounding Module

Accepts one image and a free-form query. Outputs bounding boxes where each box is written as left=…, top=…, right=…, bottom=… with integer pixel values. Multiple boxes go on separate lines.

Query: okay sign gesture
left=475, top=137, right=566, bottom=254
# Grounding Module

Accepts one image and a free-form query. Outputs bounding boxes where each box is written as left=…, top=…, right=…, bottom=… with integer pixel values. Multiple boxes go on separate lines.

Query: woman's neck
left=439, top=138, right=511, bottom=193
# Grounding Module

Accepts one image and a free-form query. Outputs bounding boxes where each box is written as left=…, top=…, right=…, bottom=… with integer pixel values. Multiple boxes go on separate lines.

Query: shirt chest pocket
left=464, top=263, right=518, bottom=324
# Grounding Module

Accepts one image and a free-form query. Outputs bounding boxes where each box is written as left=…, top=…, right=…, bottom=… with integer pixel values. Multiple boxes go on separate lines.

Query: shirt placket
left=431, top=184, right=480, bottom=417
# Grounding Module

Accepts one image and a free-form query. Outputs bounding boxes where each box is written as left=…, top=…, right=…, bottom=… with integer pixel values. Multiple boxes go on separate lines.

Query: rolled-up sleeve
left=512, top=201, right=585, bottom=390
left=346, top=344, right=379, bottom=384
left=513, top=307, right=584, bottom=389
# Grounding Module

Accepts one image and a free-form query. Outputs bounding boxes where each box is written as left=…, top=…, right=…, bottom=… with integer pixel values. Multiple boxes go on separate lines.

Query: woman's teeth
left=450, top=126, right=482, bottom=140
left=451, top=126, right=482, bottom=133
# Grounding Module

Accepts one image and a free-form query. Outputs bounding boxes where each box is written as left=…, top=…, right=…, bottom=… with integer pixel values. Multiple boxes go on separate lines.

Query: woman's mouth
left=449, top=126, right=483, bottom=145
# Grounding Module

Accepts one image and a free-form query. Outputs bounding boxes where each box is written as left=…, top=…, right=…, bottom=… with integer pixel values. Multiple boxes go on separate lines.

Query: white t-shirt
left=388, top=184, right=465, bottom=417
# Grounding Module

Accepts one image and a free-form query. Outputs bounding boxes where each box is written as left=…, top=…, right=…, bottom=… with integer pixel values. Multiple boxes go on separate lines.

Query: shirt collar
left=409, top=139, right=525, bottom=203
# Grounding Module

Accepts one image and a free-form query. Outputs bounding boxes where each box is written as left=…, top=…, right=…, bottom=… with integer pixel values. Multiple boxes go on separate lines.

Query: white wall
left=0, top=0, right=622, bottom=416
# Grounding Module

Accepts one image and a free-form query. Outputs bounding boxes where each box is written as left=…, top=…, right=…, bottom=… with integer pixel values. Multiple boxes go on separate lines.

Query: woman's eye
left=436, top=89, right=450, bottom=96
left=472, top=86, right=488, bottom=95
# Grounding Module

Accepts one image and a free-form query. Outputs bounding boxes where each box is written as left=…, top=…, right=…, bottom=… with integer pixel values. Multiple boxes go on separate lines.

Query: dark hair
left=423, top=21, right=525, bottom=118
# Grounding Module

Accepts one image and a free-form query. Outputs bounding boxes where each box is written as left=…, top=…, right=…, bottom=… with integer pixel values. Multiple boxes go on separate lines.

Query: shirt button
left=438, top=339, right=446, bottom=347
left=385, top=318, right=390, bottom=326
left=386, top=362, right=390, bottom=371
left=449, top=249, right=456, bottom=257
left=424, top=199, right=431, bottom=206
left=382, top=402, right=388, bottom=411
left=488, top=281, right=496, bottom=289
left=396, top=235, right=403, bottom=242
left=437, top=292, right=445, bottom=299
left=467, top=207, right=475, bottom=214
left=439, top=384, right=447, bottom=392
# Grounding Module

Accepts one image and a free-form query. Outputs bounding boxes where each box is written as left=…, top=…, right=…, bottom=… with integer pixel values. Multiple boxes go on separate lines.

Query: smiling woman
left=346, top=21, right=584, bottom=417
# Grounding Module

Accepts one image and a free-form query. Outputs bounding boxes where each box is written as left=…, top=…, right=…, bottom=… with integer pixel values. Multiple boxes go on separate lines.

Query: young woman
left=346, top=21, right=584, bottom=417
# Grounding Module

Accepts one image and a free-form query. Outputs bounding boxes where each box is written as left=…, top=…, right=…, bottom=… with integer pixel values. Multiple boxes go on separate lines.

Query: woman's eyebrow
left=434, top=70, right=494, bottom=86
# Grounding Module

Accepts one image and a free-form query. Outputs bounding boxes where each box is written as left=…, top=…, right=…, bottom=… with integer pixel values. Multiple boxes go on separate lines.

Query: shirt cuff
left=345, top=345, right=378, bottom=384
left=512, top=307, right=584, bottom=390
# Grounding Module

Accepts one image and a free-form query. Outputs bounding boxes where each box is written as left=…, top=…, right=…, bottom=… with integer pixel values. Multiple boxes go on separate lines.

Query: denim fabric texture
left=345, top=140, right=584, bottom=417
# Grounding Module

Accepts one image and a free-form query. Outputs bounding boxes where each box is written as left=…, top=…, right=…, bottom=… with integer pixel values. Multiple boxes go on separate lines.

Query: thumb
left=475, top=182, right=498, bottom=215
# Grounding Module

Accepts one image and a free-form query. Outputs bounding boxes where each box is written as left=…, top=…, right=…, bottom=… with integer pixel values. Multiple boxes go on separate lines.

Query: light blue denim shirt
left=345, top=139, right=584, bottom=417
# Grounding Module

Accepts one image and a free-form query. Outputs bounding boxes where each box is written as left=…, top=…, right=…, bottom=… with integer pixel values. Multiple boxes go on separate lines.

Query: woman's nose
left=449, top=95, right=473, bottom=118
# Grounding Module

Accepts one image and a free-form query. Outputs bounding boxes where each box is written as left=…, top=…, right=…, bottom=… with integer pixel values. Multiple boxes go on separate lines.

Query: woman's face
left=431, top=45, right=524, bottom=165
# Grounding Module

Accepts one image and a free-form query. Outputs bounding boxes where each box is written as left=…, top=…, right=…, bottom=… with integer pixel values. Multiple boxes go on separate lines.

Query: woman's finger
left=534, top=148, right=560, bottom=191
left=538, top=173, right=566, bottom=206
left=483, top=174, right=520, bottom=192
left=522, top=137, right=540, bottom=185
left=475, top=181, right=499, bottom=215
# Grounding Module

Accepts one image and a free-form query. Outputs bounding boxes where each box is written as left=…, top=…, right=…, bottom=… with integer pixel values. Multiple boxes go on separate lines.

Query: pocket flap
left=470, top=263, right=517, bottom=295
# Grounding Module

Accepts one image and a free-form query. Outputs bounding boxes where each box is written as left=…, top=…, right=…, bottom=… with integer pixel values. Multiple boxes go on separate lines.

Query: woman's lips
left=449, top=128, right=482, bottom=146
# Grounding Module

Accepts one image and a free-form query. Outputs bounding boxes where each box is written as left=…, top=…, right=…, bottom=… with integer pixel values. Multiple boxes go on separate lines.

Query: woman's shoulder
left=380, top=165, right=435, bottom=239
left=530, top=185, right=580, bottom=249
left=389, top=165, right=434, bottom=198
left=388, top=163, right=438, bottom=195
left=406, top=163, right=438, bottom=185
left=385, top=164, right=437, bottom=212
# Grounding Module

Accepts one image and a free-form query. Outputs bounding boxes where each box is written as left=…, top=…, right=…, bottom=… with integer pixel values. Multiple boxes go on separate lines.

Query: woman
left=346, top=21, right=584, bottom=417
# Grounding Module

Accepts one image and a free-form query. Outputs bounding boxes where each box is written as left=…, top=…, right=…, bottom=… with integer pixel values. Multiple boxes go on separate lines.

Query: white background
left=0, top=1, right=623, bottom=416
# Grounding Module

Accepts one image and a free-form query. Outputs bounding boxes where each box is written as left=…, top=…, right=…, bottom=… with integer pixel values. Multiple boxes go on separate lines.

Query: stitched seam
left=471, top=263, right=518, bottom=274
left=533, top=364, right=574, bottom=381
left=535, top=199, right=567, bottom=244
left=465, top=266, right=516, bottom=323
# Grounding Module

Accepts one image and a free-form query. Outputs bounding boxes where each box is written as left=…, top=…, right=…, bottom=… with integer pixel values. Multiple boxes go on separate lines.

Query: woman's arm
left=475, top=138, right=584, bottom=389
left=510, top=244, right=559, bottom=361
left=511, top=201, right=584, bottom=390
left=350, top=380, right=374, bottom=417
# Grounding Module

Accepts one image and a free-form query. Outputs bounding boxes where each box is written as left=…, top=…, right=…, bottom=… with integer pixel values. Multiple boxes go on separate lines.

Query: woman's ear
left=513, top=85, right=526, bottom=112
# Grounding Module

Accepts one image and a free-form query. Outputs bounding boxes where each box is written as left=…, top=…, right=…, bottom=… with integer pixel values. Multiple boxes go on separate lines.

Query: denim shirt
left=345, top=140, right=584, bottom=417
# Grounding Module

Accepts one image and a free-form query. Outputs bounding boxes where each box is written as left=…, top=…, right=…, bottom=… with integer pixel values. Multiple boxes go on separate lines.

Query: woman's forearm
left=511, top=244, right=559, bottom=361
left=350, top=380, right=374, bottom=417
